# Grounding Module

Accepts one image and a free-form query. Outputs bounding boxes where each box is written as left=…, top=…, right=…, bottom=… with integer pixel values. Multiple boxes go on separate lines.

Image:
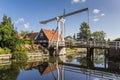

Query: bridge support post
left=108, top=48, right=120, bottom=60
left=56, top=17, right=60, bottom=56
left=56, top=17, right=66, bottom=56
left=60, top=18, right=66, bottom=55
left=104, top=49, right=109, bottom=57
left=86, top=48, right=94, bottom=59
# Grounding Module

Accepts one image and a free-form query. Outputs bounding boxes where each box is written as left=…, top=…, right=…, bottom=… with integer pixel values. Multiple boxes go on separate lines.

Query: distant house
left=23, top=32, right=39, bottom=41
left=35, top=28, right=58, bottom=48
left=23, top=28, right=59, bottom=48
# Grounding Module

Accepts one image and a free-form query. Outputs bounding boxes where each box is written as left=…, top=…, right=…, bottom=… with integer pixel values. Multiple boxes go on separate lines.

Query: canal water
left=0, top=50, right=120, bottom=80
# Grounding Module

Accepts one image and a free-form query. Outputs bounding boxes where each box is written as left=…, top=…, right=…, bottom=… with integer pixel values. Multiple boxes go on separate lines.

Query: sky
left=0, top=0, right=120, bottom=40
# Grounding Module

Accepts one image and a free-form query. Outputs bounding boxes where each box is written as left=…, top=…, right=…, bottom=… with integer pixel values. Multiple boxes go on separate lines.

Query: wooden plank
left=0, top=54, right=12, bottom=60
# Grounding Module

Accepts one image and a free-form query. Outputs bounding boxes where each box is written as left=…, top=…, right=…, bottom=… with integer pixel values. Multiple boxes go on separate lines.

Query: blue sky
left=0, top=0, right=120, bottom=40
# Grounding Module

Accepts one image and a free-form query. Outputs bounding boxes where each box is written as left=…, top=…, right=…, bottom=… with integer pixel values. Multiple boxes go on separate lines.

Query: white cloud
left=82, top=0, right=86, bottom=3
left=71, top=0, right=86, bottom=4
left=93, top=9, right=100, bottom=14
left=93, top=18, right=99, bottom=22
left=15, top=18, right=24, bottom=24
left=24, top=23, right=29, bottom=29
left=101, top=13, right=105, bottom=16
left=72, top=0, right=80, bottom=3
left=94, top=78, right=99, bottom=80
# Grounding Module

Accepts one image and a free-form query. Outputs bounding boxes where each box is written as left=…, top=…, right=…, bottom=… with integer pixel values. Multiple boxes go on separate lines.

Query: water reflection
left=0, top=51, right=120, bottom=80
left=0, top=60, right=26, bottom=80
left=66, top=52, right=120, bottom=74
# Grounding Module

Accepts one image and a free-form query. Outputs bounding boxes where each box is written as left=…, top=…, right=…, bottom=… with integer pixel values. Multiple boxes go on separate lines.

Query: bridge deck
left=58, top=45, right=110, bottom=49
left=52, top=41, right=120, bottom=49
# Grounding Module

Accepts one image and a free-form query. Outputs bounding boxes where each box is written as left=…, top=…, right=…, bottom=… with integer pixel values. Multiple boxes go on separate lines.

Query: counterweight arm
left=40, top=8, right=88, bottom=24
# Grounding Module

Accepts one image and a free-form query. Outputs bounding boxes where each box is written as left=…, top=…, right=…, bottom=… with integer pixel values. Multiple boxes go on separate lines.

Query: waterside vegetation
left=0, top=15, right=40, bottom=61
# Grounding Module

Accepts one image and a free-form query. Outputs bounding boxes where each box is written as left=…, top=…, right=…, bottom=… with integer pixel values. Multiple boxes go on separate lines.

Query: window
left=40, top=33, right=43, bottom=37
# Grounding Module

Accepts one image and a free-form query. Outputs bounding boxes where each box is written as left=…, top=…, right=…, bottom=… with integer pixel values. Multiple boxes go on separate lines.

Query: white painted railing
left=0, top=54, right=12, bottom=60
left=74, top=41, right=109, bottom=48
left=50, top=41, right=120, bottom=49
left=109, top=41, right=120, bottom=49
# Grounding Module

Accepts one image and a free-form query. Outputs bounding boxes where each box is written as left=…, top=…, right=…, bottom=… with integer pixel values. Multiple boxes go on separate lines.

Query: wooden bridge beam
left=86, top=48, right=94, bottom=60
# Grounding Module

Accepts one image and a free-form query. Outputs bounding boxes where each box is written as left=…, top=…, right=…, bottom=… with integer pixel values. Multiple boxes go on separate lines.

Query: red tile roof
left=42, top=64, right=57, bottom=75
left=42, top=28, right=58, bottom=41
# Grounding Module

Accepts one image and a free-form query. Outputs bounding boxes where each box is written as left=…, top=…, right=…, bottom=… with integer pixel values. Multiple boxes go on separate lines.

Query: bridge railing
left=74, top=41, right=109, bottom=48
left=50, top=41, right=66, bottom=47
left=50, top=40, right=120, bottom=49
left=109, top=41, right=120, bottom=49
left=69, top=41, right=120, bottom=48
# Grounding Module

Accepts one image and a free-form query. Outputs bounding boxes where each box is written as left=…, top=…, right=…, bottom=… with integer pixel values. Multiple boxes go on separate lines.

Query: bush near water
left=12, top=52, right=28, bottom=61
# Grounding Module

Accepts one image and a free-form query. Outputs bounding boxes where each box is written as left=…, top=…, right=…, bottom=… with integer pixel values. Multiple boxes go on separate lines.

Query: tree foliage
left=12, top=51, right=28, bottom=62
left=79, top=22, right=91, bottom=41
left=23, top=38, right=34, bottom=45
left=92, top=31, right=106, bottom=41
left=0, top=47, right=11, bottom=54
left=65, top=36, right=75, bottom=46
left=0, top=15, right=21, bottom=52
left=114, top=38, right=120, bottom=41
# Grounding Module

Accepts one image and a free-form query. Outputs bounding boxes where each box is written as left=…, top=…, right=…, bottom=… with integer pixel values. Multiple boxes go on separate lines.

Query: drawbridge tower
left=40, top=8, right=88, bottom=56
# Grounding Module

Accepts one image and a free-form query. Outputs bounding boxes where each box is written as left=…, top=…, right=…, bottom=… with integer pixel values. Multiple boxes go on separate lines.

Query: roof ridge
left=42, top=28, right=58, bottom=41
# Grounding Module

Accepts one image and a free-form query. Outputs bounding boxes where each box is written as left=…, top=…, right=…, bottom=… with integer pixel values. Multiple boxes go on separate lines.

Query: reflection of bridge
left=59, top=62, right=120, bottom=74
left=24, top=61, right=120, bottom=80
left=59, top=64, right=120, bottom=80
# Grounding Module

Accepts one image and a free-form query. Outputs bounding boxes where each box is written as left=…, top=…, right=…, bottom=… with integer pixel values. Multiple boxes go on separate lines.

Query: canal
left=0, top=50, right=120, bottom=80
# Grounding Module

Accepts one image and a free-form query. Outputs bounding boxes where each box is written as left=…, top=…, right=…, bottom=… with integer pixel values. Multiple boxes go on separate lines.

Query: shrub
left=43, top=49, right=49, bottom=54
left=12, top=52, right=28, bottom=62
left=14, top=44, right=27, bottom=52
left=4, top=47, right=11, bottom=54
left=0, top=47, right=11, bottom=54
left=0, top=48, right=5, bottom=54
left=23, top=38, right=34, bottom=45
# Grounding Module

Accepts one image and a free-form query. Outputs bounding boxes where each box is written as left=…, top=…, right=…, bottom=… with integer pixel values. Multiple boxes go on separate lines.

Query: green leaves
left=78, top=22, right=106, bottom=41
left=79, top=22, right=91, bottom=41
left=12, top=52, right=28, bottom=62
left=114, top=38, right=120, bottom=41
left=92, top=31, right=106, bottom=41
left=0, top=15, right=20, bottom=52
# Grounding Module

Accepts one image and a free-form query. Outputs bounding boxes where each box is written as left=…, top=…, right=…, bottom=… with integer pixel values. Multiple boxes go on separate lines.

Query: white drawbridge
left=40, top=8, right=89, bottom=55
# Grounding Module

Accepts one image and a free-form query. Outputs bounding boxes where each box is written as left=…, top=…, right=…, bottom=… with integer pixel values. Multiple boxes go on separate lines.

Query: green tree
left=92, top=31, right=106, bottom=41
left=114, top=38, right=120, bottom=41
left=107, top=38, right=111, bottom=42
left=0, top=15, right=20, bottom=51
left=73, top=33, right=76, bottom=40
left=65, top=36, right=75, bottom=46
left=79, top=22, right=91, bottom=41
